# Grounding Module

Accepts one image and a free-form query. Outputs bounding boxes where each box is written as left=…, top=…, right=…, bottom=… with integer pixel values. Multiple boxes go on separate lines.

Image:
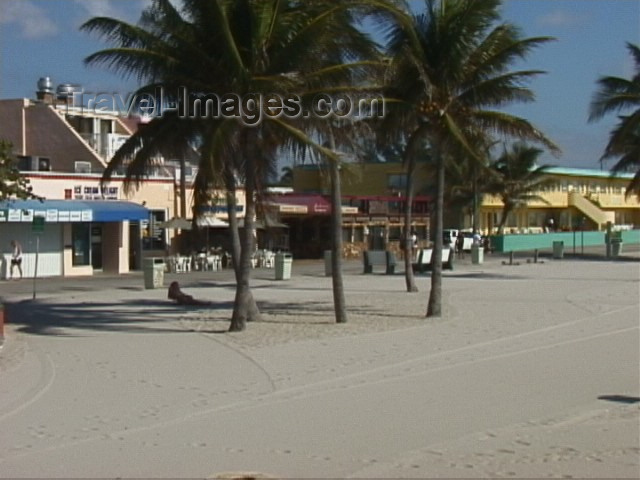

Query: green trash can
left=611, top=239, right=623, bottom=258
left=143, top=257, right=165, bottom=289
left=275, top=253, right=293, bottom=280
left=324, top=250, right=332, bottom=276
left=471, top=245, right=484, bottom=264
left=552, top=241, right=564, bottom=259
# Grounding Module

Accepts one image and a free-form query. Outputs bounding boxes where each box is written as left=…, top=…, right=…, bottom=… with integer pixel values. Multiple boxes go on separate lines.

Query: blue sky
left=1, top=0, right=638, bottom=169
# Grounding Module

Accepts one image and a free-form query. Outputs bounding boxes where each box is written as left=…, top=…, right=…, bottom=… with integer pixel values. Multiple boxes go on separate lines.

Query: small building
left=0, top=199, right=148, bottom=279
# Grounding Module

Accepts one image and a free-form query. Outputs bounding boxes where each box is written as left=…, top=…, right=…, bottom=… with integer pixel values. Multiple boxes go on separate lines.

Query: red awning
left=269, top=194, right=358, bottom=215
left=272, top=195, right=331, bottom=214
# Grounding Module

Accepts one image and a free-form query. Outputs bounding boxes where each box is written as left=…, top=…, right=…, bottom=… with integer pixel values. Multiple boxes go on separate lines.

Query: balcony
left=78, top=133, right=129, bottom=160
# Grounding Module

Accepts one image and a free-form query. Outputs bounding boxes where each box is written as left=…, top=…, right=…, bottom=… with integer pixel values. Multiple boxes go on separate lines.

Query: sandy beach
left=0, top=255, right=638, bottom=478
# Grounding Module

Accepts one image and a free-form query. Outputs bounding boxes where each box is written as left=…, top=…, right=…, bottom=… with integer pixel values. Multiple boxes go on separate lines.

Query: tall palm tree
left=489, top=143, right=552, bottom=234
left=383, top=0, right=558, bottom=317
left=83, top=0, right=382, bottom=330
left=401, top=136, right=426, bottom=292
left=589, top=42, right=640, bottom=199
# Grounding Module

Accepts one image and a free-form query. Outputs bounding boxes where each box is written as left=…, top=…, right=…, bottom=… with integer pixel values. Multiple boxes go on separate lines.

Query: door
left=91, top=225, right=103, bottom=270
left=129, top=222, right=141, bottom=271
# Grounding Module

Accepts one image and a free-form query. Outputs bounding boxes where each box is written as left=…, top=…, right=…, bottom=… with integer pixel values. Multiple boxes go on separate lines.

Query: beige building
left=0, top=81, right=242, bottom=278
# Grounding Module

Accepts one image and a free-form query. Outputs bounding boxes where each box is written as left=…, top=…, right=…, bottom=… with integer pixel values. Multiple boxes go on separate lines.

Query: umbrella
left=196, top=216, right=229, bottom=228
left=157, top=217, right=193, bottom=230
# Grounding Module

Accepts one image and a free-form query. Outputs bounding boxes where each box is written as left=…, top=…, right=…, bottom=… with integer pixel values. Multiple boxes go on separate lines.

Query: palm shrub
left=489, top=142, right=552, bottom=234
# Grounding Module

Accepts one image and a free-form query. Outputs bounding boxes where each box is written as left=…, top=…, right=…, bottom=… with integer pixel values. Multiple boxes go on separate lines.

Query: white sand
left=0, top=259, right=638, bottom=478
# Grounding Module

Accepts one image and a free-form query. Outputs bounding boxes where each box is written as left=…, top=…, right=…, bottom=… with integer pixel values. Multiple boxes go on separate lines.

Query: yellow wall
left=293, top=163, right=639, bottom=233
left=294, top=163, right=432, bottom=196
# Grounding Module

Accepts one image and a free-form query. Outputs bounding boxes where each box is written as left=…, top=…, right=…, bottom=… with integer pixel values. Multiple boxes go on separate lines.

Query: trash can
left=471, top=244, right=484, bottom=264
left=611, top=239, right=623, bottom=258
left=143, top=257, right=165, bottom=289
left=324, top=250, right=332, bottom=276
left=552, top=241, right=564, bottom=259
left=274, top=253, right=293, bottom=280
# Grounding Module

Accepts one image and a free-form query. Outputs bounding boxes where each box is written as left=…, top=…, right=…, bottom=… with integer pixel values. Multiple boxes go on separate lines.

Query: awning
left=0, top=199, right=149, bottom=223
left=238, top=218, right=289, bottom=229
left=157, top=217, right=193, bottom=230
left=268, top=195, right=358, bottom=215
left=196, top=216, right=230, bottom=228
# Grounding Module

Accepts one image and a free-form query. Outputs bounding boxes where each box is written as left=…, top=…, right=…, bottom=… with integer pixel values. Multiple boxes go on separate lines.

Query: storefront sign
left=8, top=209, right=21, bottom=222
left=46, top=210, right=59, bottom=222
left=21, top=209, right=34, bottom=222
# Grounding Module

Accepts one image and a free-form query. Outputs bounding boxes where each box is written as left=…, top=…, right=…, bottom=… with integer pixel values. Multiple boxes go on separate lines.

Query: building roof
left=545, top=166, right=634, bottom=180
left=0, top=99, right=106, bottom=173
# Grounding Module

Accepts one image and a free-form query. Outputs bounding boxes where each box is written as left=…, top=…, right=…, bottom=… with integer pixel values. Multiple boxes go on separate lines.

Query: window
left=72, top=223, right=91, bottom=266
left=142, top=210, right=167, bottom=250
left=75, top=161, right=92, bottom=174
left=388, top=226, right=402, bottom=241
left=387, top=174, right=408, bottom=190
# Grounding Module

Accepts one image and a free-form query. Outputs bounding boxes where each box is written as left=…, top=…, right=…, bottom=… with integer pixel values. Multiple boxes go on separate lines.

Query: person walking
left=455, top=234, right=464, bottom=259
left=10, top=240, right=23, bottom=280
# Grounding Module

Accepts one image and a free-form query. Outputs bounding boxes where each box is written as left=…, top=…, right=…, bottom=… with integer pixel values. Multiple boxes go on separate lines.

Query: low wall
left=492, top=229, right=640, bottom=253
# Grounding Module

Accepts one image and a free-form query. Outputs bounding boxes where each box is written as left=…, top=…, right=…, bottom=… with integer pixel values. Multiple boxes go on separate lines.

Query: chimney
left=36, top=77, right=55, bottom=104
left=56, top=83, right=82, bottom=106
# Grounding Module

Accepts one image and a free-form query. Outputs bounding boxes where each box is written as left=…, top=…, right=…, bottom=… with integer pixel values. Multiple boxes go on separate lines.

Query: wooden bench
left=412, top=248, right=454, bottom=273
left=363, top=250, right=397, bottom=274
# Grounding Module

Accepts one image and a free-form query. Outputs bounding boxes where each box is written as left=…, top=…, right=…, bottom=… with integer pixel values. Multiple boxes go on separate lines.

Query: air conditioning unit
left=17, top=156, right=51, bottom=172
left=74, top=161, right=92, bottom=174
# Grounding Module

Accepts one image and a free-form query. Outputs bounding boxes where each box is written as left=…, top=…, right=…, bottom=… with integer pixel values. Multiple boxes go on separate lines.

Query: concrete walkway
left=0, top=252, right=638, bottom=478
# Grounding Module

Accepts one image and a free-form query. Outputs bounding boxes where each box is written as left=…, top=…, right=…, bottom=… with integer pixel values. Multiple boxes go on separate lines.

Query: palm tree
left=400, top=137, right=426, bottom=292
left=83, top=0, right=382, bottom=330
left=589, top=42, right=640, bottom=199
left=279, top=166, right=294, bottom=185
left=489, top=143, right=552, bottom=234
left=0, top=140, right=41, bottom=201
left=383, top=0, right=558, bottom=317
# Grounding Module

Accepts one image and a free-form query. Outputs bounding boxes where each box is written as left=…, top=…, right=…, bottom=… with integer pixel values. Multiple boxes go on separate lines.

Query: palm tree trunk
left=403, top=165, right=418, bottom=293
left=179, top=158, right=188, bottom=253
left=328, top=137, right=347, bottom=324
left=229, top=139, right=262, bottom=332
left=427, top=151, right=445, bottom=317
left=472, top=165, right=478, bottom=234
left=225, top=176, right=260, bottom=323
left=497, top=204, right=511, bottom=235
left=179, top=158, right=187, bottom=219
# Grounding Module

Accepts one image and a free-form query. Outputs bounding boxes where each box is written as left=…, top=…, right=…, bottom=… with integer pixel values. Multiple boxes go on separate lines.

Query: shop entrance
left=91, top=225, right=103, bottom=270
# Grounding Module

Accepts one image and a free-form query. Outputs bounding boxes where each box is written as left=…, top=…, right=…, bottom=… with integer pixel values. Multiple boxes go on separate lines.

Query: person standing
left=10, top=240, right=23, bottom=280
left=455, top=234, right=464, bottom=259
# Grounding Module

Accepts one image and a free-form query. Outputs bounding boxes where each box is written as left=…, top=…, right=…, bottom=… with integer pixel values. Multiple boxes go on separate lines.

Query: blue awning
left=0, top=199, right=149, bottom=223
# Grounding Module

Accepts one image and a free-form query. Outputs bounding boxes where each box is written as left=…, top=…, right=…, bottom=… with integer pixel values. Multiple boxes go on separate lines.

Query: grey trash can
left=143, top=257, right=165, bottom=289
left=324, top=250, right=332, bottom=276
left=275, top=253, right=293, bottom=280
left=552, top=241, right=564, bottom=259
left=471, top=245, right=484, bottom=264
left=611, top=239, right=623, bottom=258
